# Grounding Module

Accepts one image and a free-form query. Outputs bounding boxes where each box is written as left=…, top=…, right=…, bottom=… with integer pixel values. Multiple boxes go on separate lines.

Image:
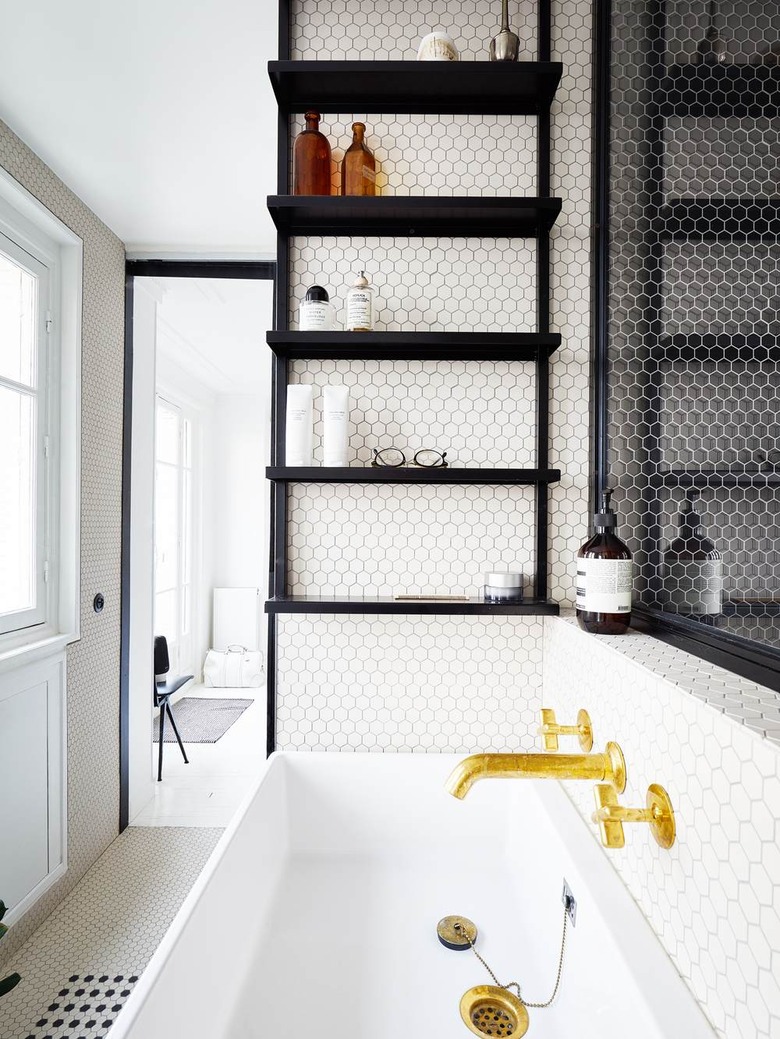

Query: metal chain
left=454, top=904, right=568, bottom=1010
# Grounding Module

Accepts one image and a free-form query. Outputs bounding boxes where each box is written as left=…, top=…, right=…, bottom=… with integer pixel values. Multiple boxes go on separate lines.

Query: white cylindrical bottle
left=285, top=385, right=313, bottom=466
left=346, top=271, right=374, bottom=332
left=322, top=385, right=350, bottom=467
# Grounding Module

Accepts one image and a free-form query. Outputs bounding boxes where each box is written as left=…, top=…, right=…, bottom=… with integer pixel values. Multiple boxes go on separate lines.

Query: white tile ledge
left=550, top=612, right=780, bottom=752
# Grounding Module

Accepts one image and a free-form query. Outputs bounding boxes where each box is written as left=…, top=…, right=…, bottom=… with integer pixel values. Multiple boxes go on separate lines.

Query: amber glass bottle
left=576, top=489, right=633, bottom=635
left=341, top=122, right=376, bottom=196
left=293, top=111, right=332, bottom=196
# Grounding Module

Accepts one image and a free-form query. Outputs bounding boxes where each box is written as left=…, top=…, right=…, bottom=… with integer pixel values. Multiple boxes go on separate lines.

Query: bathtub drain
left=440, top=905, right=569, bottom=1038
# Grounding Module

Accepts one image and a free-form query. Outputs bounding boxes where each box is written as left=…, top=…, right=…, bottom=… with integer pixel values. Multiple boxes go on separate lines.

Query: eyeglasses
left=371, top=447, right=449, bottom=468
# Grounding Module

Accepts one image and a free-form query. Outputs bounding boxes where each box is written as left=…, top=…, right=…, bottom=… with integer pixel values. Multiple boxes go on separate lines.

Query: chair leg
left=166, top=702, right=190, bottom=765
left=157, top=698, right=166, bottom=782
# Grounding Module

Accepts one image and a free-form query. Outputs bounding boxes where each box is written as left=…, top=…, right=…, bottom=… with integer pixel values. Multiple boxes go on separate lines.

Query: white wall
left=212, top=394, right=268, bottom=591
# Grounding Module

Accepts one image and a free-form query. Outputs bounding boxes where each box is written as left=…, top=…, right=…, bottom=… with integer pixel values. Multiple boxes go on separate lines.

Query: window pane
left=0, top=386, right=36, bottom=616
left=156, top=402, right=179, bottom=465
left=154, top=463, right=179, bottom=593
left=0, top=250, right=36, bottom=388
left=154, top=589, right=177, bottom=647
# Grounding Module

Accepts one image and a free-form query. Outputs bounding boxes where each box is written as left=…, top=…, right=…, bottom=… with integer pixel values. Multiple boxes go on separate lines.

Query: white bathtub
left=111, top=753, right=715, bottom=1038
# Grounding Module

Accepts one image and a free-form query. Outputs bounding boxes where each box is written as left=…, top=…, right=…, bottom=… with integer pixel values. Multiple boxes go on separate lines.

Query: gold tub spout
left=445, top=742, right=626, bottom=799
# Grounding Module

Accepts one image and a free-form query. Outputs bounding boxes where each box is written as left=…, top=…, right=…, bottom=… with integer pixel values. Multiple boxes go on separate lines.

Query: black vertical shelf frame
left=267, top=0, right=561, bottom=753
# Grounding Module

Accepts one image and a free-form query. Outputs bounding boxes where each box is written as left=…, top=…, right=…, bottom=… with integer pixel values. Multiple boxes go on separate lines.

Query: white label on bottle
left=347, top=290, right=372, bottom=330
left=663, top=559, right=723, bottom=615
left=299, top=300, right=333, bottom=331
left=363, top=165, right=376, bottom=184
left=576, top=557, right=633, bottom=613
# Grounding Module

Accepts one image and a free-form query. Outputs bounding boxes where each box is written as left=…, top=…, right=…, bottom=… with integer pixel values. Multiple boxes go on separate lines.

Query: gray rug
left=154, top=697, right=252, bottom=744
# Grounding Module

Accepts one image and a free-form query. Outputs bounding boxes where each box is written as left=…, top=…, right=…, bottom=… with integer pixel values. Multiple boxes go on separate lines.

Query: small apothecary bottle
left=299, top=285, right=335, bottom=331
left=341, top=122, right=376, bottom=196
left=293, top=111, right=332, bottom=196
left=346, top=271, right=374, bottom=332
left=662, top=495, right=722, bottom=618
left=576, top=489, right=633, bottom=635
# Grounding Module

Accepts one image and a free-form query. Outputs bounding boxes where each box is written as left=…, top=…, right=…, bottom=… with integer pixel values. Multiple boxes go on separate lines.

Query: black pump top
left=594, top=488, right=617, bottom=531
left=304, top=285, right=329, bottom=303
left=679, top=494, right=703, bottom=529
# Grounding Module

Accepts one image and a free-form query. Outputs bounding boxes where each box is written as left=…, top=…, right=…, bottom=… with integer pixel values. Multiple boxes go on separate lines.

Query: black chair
left=154, top=635, right=192, bottom=781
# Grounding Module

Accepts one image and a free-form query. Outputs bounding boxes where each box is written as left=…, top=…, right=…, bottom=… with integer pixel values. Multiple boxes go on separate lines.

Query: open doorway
left=122, top=263, right=274, bottom=828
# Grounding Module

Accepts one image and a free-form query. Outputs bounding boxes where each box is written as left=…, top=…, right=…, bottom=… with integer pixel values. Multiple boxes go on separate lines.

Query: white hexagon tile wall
left=544, top=615, right=780, bottom=1039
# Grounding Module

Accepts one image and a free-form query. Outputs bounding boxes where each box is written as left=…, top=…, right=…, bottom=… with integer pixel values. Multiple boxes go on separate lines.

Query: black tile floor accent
left=24, top=975, right=140, bottom=1039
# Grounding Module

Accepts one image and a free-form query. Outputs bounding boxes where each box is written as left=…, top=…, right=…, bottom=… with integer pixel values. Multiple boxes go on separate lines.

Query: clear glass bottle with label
left=576, top=489, right=633, bottom=635
left=346, top=271, right=374, bottom=332
left=341, top=123, right=377, bottom=196
left=662, top=495, right=723, bottom=617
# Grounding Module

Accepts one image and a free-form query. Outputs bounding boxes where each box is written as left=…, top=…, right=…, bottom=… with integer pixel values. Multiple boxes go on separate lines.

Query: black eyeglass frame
left=371, top=447, right=449, bottom=469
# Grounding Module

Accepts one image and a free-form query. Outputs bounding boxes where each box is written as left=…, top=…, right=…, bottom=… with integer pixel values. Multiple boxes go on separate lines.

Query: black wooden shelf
left=268, top=60, right=563, bottom=115
left=267, top=466, right=561, bottom=485
left=266, top=330, right=561, bottom=361
left=265, top=595, right=560, bottom=616
left=267, top=195, right=562, bottom=237
left=655, top=199, right=780, bottom=241
left=651, top=471, right=780, bottom=489
left=658, top=65, right=780, bottom=119
left=656, top=332, right=780, bottom=363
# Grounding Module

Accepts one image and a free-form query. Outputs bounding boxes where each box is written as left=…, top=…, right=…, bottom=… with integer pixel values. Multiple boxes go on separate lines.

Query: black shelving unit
left=268, top=59, right=563, bottom=115
left=651, top=471, right=780, bottom=489
left=267, top=194, right=562, bottom=237
left=267, top=0, right=561, bottom=752
left=658, top=64, right=780, bottom=118
left=656, top=332, right=780, bottom=363
left=655, top=198, right=780, bottom=241
left=266, top=596, right=560, bottom=616
left=267, top=466, right=561, bottom=485
left=592, top=2, right=780, bottom=691
left=267, top=330, right=561, bottom=361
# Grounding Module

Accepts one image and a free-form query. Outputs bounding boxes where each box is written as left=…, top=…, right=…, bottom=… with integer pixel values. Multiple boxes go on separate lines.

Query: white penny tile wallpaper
left=289, top=236, right=538, bottom=332
left=291, top=113, right=538, bottom=198
left=288, top=484, right=535, bottom=596
left=276, top=616, right=544, bottom=751
left=289, top=359, right=537, bottom=467
left=545, top=615, right=780, bottom=1039
left=0, top=119, right=126, bottom=966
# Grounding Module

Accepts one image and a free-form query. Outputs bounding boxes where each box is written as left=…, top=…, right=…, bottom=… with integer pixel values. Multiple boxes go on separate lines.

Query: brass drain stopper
left=460, top=985, right=529, bottom=1038
left=437, top=915, right=477, bottom=951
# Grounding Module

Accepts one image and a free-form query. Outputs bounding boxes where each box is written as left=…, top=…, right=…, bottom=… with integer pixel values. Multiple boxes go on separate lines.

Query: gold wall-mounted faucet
left=592, top=783, right=676, bottom=849
left=445, top=742, right=626, bottom=799
left=539, top=707, right=594, bottom=752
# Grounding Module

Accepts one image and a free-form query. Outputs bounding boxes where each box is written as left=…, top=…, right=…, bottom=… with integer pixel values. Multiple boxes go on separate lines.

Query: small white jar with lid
left=484, top=571, right=524, bottom=602
left=299, top=285, right=336, bottom=331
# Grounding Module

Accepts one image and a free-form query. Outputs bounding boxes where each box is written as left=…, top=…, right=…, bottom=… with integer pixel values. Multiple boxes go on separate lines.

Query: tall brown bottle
left=341, top=122, right=376, bottom=196
left=576, top=489, right=633, bottom=634
left=293, top=111, right=332, bottom=196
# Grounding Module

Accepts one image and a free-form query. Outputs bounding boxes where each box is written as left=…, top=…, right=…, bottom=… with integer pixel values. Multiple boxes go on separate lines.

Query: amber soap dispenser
left=576, top=489, right=633, bottom=635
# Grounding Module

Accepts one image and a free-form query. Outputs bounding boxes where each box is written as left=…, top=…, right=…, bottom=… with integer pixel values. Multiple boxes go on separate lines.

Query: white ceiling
left=0, top=0, right=278, bottom=255
left=153, top=277, right=274, bottom=395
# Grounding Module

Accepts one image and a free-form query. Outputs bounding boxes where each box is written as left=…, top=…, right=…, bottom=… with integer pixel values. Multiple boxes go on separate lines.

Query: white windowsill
left=0, top=631, right=77, bottom=673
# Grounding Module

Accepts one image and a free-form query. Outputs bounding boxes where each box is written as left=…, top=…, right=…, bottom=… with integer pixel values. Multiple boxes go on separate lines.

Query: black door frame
left=120, top=258, right=276, bottom=831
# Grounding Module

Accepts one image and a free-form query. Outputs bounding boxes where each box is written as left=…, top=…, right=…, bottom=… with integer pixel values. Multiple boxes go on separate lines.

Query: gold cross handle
left=539, top=707, right=594, bottom=752
left=592, top=783, right=676, bottom=850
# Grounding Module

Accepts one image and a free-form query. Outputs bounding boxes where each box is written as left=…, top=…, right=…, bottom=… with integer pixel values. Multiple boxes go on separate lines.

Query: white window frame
left=0, top=169, right=82, bottom=668
left=154, top=394, right=195, bottom=675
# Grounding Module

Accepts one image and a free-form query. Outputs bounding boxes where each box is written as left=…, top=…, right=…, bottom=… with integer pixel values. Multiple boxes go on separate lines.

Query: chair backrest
left=154, top=636, right=170, bottom=680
